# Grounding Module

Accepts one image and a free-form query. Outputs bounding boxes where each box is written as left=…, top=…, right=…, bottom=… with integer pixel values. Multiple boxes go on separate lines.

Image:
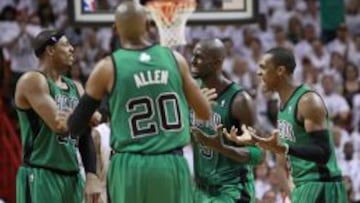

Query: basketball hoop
left=146, top=0, right=196, bottom=47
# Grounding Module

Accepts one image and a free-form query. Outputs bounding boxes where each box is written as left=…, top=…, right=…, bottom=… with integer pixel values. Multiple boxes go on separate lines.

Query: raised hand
left=251, top=130, right=287, bottom=154
left=90, top=111, right=102, bottom=127
left=201, top=88, right=217, bottom=106
left=224, top=124, right=256, bottom=145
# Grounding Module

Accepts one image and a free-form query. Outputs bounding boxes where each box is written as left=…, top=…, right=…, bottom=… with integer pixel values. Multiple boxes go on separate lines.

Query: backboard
left=68, top=0, right=258, bottom=26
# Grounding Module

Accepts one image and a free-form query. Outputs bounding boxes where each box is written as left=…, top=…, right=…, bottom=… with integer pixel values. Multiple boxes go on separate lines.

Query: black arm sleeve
left=288, top=130, right=331, bottom=164
left=78, top=127, right=97, bottom=174
left=68, top=94, right=101, bottom=136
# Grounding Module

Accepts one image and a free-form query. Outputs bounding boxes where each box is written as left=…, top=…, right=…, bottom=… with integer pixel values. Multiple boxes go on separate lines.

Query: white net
left=146, top=0, right=196, bottom=47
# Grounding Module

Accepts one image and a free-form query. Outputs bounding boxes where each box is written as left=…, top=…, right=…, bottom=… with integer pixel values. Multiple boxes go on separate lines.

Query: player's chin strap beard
left=35, top=32, right=64, bottom=57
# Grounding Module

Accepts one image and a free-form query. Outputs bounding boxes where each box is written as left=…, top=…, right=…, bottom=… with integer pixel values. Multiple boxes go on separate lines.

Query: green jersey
left=278, top=85, right=342, bottom=186
left=109, top=44, right=190, bottom=154
left=191, top=83, right=254, bottom=185
left=17, top=75, right=80, bottom=173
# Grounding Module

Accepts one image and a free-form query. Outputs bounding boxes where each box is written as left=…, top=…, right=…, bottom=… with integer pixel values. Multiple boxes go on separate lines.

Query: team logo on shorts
left=199, top=143, right=213, bottom=159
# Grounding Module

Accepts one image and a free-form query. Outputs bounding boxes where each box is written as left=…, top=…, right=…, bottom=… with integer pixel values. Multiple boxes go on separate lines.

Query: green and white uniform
left=278, top=85, right=348, bottom=203
left=108, top=44, right=193, bottom=203
left=191, top=82, right=261, bottom=203
left=16, top=75, right=83, bottom=203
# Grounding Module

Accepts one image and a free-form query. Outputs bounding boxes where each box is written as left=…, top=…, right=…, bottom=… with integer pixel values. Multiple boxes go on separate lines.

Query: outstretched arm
left=192, top=126, right=260, bottom=164
left=192, top=91, right=263, bottom=164
left=249, top=92, right=331, bottom=164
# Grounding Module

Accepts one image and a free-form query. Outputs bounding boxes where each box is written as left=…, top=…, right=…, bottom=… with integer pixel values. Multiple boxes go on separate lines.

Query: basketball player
left=66, top=2, right=214, bottom=203
left=190, top=39, right=263, bottom=203
left=15, top=30, right=100, bottom=203
left=227, top=47, right=348, bottom=203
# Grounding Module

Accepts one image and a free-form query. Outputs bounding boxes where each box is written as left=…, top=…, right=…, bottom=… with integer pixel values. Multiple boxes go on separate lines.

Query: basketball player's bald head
left=197, top=38, right=226, bottom=63
left=115, top=1, right=148, bottom=41
left=192, top=38, right=226, bottom=78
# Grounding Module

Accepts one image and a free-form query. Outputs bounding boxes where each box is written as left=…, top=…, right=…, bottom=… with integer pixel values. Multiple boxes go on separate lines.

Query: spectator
left=273, top=26, right=293, bottom=51
left=1, top=9, right=41, bottom=97
left=253, top=14, right=274, bottom=51
left=287, top=15, right=303, bottom=44
left=80, top=28, right=105, bottom=77
left=36, top=2, right=56, bottom=29
left=307, top=39, right=330, bottom=71
left=342, top=63, right=360, bottom=107
left=345, top=0, right=360, bottom=36
left=327, top=24, right=354, bottom=57
left=247, top=37, right=264, bottom=72
left=221, top=37, right=236, bottom=74
left=231, top=56, right=256, bottom=90
left=302, top=0, right=320, bottom=36
left=254, top=162, right=271, bottom=201
left=294, top=23, right=317, bottom=61
left=320, top=72, right=351, bottom=126
left=348, top=34, right=360, bottom=67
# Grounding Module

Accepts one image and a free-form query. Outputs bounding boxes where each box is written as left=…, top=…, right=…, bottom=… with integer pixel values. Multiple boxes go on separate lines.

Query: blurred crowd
left=1, top=0, right=360, bottom=203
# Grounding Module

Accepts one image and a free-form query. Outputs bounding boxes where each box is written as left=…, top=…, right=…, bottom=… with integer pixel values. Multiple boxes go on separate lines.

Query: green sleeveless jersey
left=191, top=83, right=255, bottom=185
left=109, top=44, right=190, bottom=153
left=278, top=85, right=342, bottom=186
left=17, top=75, right=80, bottom=172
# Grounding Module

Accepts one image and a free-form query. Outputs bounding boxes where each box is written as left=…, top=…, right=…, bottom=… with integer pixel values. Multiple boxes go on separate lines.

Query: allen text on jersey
left=134, top=70, right=169, bottom=88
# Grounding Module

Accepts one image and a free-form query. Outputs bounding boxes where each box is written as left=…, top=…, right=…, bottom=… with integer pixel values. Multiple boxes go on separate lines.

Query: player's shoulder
left=298, top=91, right=326, bottom=117
left=95, top=56, right=113, bottom=71
left=232, top=87, right=252, bottom=104
left=170, top=50, right=188, bottom=74
left=298, top=91, right=324, bottom=107
left=17, top=71, right=47, bottom=87
left=171, top=50, right=185, bottom=61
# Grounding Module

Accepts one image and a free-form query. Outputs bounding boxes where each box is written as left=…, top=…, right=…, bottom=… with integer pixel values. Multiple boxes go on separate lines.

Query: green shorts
left=107, top=152, right=193, bottom=203
left=193, top=180, right=255, bottom=203
left=291, top=181, right=348, bottom=203
left=16, top=166, right=84, bottom=203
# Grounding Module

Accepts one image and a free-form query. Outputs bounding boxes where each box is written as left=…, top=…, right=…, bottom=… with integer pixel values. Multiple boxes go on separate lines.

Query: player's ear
left=277, top=65, right=286, bottom=76
left=46, top=46, right=55, bottom=57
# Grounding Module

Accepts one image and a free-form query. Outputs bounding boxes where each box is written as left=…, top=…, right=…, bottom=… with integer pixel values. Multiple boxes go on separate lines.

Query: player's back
left=109, top=44, right=190, bottom=154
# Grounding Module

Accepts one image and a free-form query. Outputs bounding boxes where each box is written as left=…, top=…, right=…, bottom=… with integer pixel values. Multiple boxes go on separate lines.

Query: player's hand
left=251, top=130, right=287, bottom=154
left=224, top=124, right=255, bottom=145
left=89, top=111, right=102, bottom=127
left=55, top=108, right=73, bottom=133
left=201, top=88, right=217, bottom=106
left=191, top=124, right=224, bottom=150
left=85, top=173, right=102, bottom=203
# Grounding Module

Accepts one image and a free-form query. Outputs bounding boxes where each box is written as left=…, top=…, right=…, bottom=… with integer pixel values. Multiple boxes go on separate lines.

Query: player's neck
left=40, top=61, right=63, bottom=82
left=277, top=79, right=298, bottom=108
left=120, top=37, right=152, bottom=49
left=203, top=74, right=231, bottom=92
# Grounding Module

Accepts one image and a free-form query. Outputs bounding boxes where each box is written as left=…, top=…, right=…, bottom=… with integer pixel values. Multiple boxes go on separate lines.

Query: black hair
left=0, top=5, right=17, bottom=20
left=266, top=47, right=296, bottom=74
left=33, top=30, right=64, bottom=57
